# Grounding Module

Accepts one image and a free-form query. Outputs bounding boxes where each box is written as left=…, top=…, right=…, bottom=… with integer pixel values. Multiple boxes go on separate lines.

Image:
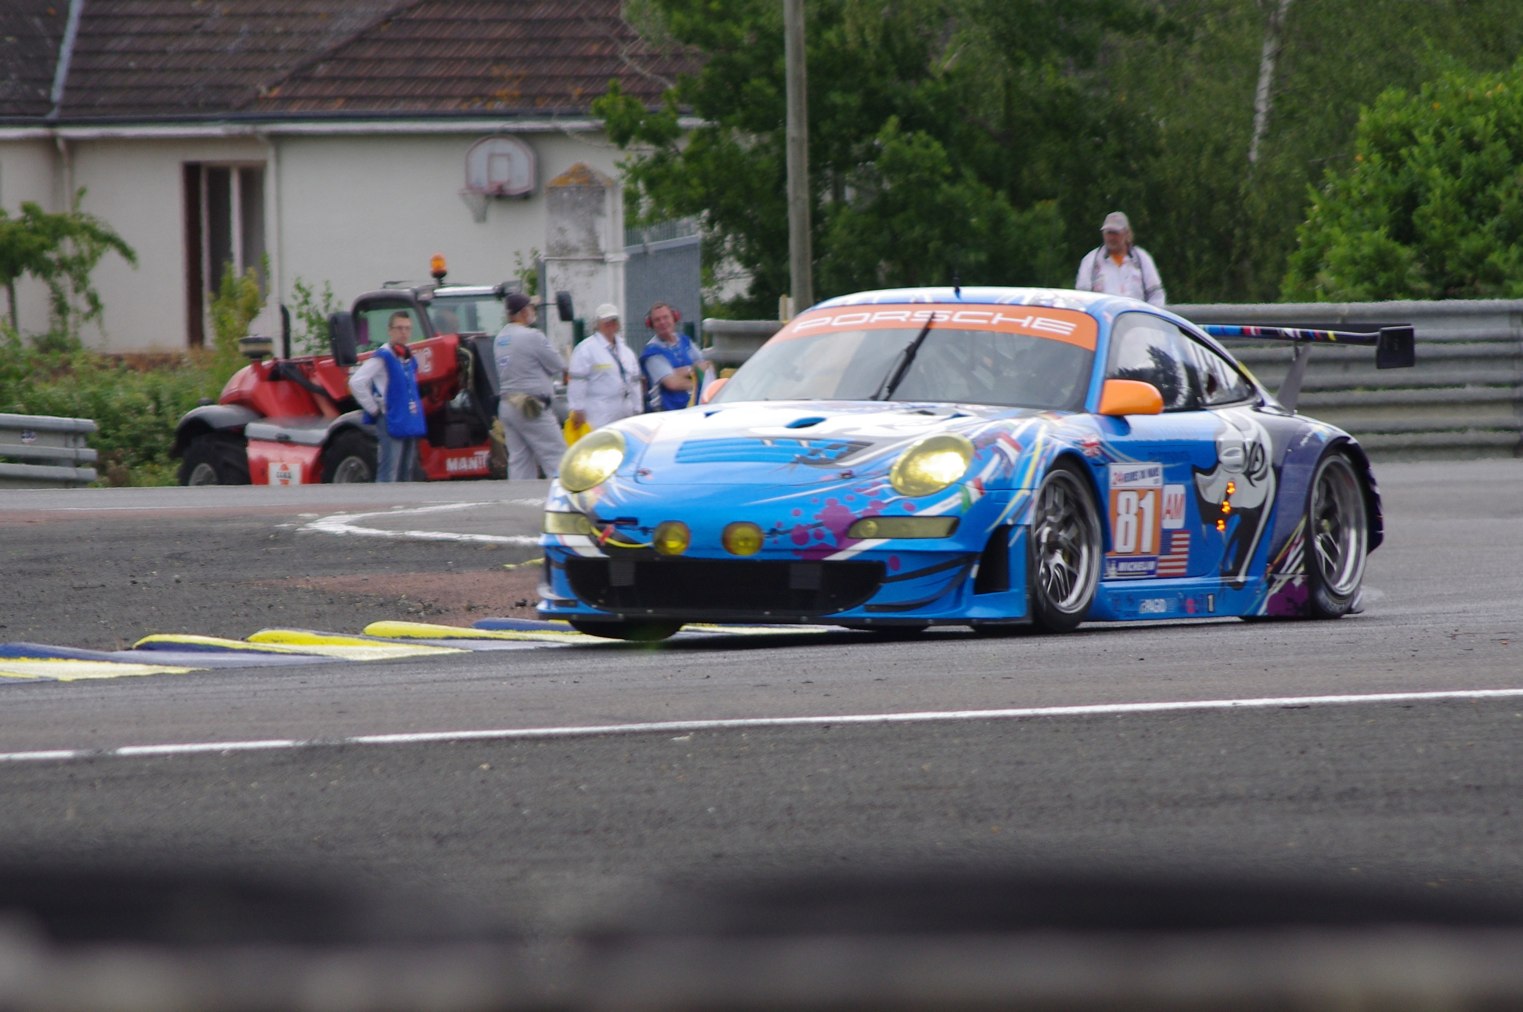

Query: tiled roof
left=1, top=0, right=693, bottom=123
left=0, top=1, right=68, bottom=119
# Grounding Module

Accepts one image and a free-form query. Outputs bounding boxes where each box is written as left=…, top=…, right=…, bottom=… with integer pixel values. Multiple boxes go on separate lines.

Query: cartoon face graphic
left=1194, top=414, right=1277, bottom=587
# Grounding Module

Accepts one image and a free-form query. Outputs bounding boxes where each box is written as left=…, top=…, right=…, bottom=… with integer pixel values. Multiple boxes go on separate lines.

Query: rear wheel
left=1027, top=460, right=1101, bottom=633
left=179, top=434, right=250, bottom=486
left=1306, top=451, right=1369, bottom=618
left=568, top=619, right=683, bottom=642
left=322, top=431, right=377, bottom=483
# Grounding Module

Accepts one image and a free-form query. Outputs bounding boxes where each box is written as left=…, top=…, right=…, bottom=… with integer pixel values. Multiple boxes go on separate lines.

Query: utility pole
left=784, top=0, right=813, bottom=314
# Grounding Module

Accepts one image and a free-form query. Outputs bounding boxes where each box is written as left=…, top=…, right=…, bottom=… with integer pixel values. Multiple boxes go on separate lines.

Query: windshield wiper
left=873, top=313, right=936, bottom=401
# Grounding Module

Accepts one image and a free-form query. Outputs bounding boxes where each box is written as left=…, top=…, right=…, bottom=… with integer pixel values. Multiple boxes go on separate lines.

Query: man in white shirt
left=1074, top=211, right=1167, bottom=306
left=567, top=303, right=643, bottom=432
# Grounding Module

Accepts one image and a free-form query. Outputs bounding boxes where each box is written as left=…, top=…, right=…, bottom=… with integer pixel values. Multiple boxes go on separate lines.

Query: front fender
left=172, top=404, right=261, bottom=457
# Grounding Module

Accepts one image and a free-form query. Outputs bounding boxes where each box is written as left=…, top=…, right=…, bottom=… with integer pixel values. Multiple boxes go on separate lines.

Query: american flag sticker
left=1157, top=529, right=1190, bottom=577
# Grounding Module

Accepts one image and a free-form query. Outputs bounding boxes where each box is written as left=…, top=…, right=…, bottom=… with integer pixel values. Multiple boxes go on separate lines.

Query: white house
left=0, top=0, right=698, bottom=355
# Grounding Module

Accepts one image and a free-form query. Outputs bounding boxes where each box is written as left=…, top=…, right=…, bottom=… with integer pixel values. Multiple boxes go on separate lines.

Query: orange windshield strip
left=778, top=303, right=1098, bottom=350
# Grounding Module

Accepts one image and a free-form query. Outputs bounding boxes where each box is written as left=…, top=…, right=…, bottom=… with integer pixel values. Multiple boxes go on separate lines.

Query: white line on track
left=301, top=500, right=543, bottom=545
left=6, top=687, right=1523, bottom=764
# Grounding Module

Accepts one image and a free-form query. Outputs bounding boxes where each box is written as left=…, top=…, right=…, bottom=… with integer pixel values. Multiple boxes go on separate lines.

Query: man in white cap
left=1074, top=211, right=1167, bottom=305
left=567, top=303, right=643, bottom=434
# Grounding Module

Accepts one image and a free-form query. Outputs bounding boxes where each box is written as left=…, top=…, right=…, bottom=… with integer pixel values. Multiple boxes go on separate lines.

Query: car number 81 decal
left=1105, top=463, right=1189, bottom=580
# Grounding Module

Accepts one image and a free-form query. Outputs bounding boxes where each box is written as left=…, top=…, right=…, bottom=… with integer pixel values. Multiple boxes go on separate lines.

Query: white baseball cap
left=594, top=303, right=620, bottom=323
left=1101, top=211, right=1131, bottom=233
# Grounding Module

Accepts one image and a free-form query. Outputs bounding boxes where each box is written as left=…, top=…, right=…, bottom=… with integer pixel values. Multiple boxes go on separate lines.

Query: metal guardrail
left=705, top=300, right=1523, bottom=460
left=0, top=412, right=99, bottom=487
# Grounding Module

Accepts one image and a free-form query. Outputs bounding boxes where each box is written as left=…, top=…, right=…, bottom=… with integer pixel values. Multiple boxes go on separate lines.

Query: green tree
left=1107, top=0, right=1523, bottom=302
left=600, top=0, right=1159, bottom=316
left=287, top=275, right=341, bottom=354
left=1282, top=60, right=1523, bottom=300
left=0, top=193, right=136, bottom=339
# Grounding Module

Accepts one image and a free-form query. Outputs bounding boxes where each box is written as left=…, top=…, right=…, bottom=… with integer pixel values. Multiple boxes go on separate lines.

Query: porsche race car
left=538, top=287, right=1413, bottom=641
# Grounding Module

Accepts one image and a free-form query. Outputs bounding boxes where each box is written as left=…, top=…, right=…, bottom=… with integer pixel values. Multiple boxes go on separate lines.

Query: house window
left=183, top=163, right=266, bottom=348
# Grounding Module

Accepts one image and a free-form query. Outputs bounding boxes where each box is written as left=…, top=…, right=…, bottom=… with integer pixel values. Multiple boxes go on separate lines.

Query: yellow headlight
left=559, top=428, right=626, bottom=492
left=653, top=521, right=691, bottom=556
left=889, top=433, right=974, bottom=497
left=722, top=521, right=764, bottom=556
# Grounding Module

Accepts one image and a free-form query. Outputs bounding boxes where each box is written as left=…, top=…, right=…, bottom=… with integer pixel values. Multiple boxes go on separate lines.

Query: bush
left=1, top=327, right=227, bottom=486
left=1284, top=60, right=1523, bottom=300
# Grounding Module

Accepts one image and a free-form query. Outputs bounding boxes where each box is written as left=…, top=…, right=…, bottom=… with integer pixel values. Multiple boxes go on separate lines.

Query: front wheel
left=1306, top=451, right=1369, bottom=618
left=179, top=433, right=250, bottom=486
left=321, top=430, right=377, bottom=483
left=568, top=618, right=683, bottom=642
left=1027, top=460, right=1101, bottom=633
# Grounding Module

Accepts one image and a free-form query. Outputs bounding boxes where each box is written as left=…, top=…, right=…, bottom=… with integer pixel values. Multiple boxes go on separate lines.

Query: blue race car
left=538, top=287, right=1413, bottom=641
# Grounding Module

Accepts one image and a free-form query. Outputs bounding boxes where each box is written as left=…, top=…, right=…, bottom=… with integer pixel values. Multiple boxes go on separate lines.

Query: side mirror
left=1097, top=378, right=1164, bottom=417
left=329, top=312, right=358, bottom=367
left=555, top=290, right=575, bottom=322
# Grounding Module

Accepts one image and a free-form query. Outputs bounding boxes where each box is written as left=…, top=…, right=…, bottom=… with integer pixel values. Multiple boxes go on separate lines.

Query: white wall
left=1, top=139, right=73, bottom=336
left=71, top=136, right=271, bottom=353
left=1, top=125, right=632, bottom=353
left=270, top=128, right=628, bottom=355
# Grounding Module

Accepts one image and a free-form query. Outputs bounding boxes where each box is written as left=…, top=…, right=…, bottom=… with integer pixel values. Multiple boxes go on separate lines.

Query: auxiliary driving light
left=847, top=516, right=959, bottom=540
left=722, top=521, right=764, bottom=556
left=653, top=521, right=691, bottom=556
left=543, top=511, right=594, bottom=536
left=889, top=433, right=974, bottom=497
left=560, top=429, right=626, bottom=492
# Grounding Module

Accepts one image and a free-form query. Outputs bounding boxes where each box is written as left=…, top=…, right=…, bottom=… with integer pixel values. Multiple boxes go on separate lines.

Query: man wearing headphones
left=348, top=310, right=426, bottom=482
left=638, top=302, right=708, bottom=411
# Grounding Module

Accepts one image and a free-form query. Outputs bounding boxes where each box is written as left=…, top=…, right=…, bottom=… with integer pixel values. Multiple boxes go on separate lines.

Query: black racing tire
left=1306, top=450, right=1369, bottom=619
left=178, top=433, right=250, bottom=486
left=568, top=618, right=683, bottom=642
left=1027, top=459, right=1101, bottom=633
left=321, top=430, right=377, bottom=483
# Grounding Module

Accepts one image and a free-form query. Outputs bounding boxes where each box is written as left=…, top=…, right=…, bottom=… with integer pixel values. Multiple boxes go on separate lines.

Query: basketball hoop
left=459, top=189, right=488, bottom=224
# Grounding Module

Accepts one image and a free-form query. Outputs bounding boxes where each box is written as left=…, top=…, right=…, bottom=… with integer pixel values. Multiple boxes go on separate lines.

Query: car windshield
left=713, top=324, right=1095, bottom=411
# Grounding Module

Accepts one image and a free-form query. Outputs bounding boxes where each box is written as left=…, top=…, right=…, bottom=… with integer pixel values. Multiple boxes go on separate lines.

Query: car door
left=1095, top=312, right=1234, bottom=589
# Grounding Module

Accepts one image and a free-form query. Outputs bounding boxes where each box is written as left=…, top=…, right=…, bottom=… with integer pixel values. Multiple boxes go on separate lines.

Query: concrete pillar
left=542, top=163, right=623, bottom=357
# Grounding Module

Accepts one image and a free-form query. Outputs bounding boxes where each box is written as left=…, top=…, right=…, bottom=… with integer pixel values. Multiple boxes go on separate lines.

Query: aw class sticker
left=1104, top=463, right=1190, bottom=580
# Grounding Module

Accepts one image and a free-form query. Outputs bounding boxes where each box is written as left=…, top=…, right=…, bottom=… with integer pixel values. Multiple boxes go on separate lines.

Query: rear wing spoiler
left=1200, top=323, right=1415, bottom=412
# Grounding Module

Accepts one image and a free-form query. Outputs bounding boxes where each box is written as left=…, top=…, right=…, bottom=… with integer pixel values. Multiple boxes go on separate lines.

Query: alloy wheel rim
left=1312, top=457, right=1366, bottom=596
left=1034, top=473, right=1097, bottom=612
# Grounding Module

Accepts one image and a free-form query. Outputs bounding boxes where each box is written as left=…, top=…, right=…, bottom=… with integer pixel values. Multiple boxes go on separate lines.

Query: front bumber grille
left=564, top=557, right=885, bottom=619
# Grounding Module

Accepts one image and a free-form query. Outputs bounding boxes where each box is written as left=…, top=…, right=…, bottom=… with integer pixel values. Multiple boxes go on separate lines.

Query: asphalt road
left=0, top=481, right=552, bottom=650
left=2, top=460, right=1522, bottom=1008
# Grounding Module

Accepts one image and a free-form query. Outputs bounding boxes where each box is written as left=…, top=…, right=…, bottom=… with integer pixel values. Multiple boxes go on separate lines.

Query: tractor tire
left=321, top=430, right=378, bottom=483
left=179, top=434, right=251, bottom=486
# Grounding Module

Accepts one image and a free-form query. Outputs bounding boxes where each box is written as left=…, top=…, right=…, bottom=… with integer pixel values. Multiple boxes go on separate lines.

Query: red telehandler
left=172, top=264, right=571, bottom=485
